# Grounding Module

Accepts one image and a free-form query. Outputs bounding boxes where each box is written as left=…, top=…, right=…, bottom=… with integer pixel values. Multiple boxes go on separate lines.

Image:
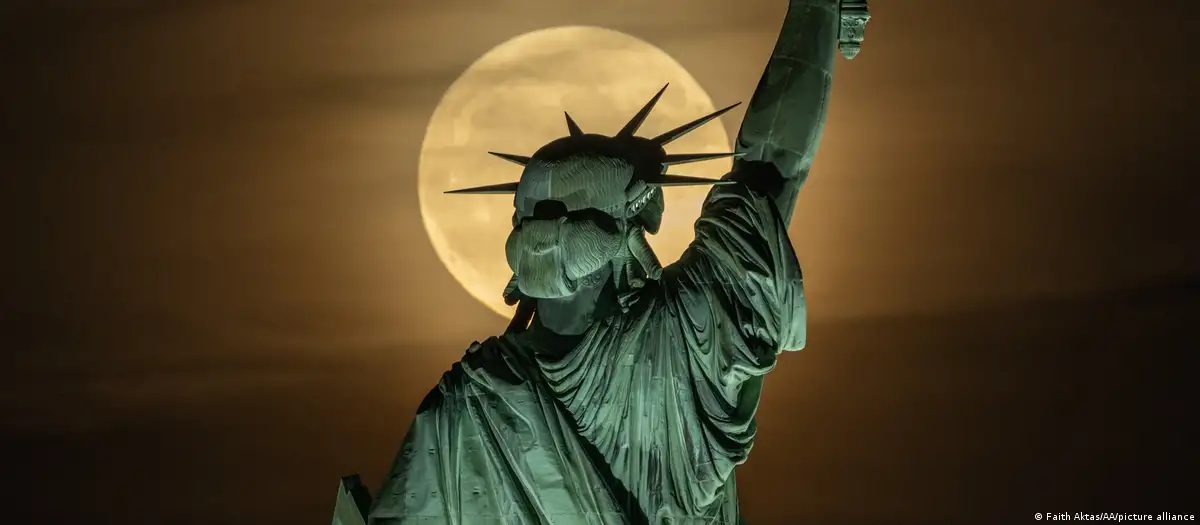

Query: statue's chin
left=516, top=252, right=575, bottom=299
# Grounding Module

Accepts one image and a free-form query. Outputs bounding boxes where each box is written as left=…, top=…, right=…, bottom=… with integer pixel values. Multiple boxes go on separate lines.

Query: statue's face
left=445, top=91, right=739, bottom=302
left=505, top=154, right=644, bottom=299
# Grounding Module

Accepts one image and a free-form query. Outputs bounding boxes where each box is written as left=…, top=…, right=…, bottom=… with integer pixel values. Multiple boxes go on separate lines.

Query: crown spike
left=564, top=112, right=583, bottom=137
left=444, top=181, right=520, bottom=194
left=652, top=102, right=741, bottom=146
left=617, top=84, right=669, bottom=137
left=646, top=174, right=736, bottom=187
left=487, top=151, right=531, bottom=166
left=661, top=151, right=745, bottom=166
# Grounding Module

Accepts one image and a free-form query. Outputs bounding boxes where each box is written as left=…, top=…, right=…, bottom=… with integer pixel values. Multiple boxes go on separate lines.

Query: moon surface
left=418, top=26, right=733, bottom=318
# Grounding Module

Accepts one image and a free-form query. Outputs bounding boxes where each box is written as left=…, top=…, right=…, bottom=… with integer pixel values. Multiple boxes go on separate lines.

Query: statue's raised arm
left=733, top=0, right=871, bottom=224
left=666, top=0, right=870, bottom=358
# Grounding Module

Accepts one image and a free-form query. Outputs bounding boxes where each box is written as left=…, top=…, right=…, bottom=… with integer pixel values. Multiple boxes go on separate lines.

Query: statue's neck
left=530, top=266, right=616, bottom=337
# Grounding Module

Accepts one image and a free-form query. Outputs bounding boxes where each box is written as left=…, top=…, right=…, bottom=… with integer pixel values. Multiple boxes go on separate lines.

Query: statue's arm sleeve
left=734, top=0, right=842, bottom=225
left=666, top=169, right=806, bottom=386
left=659, top=170, right=805, bottom=484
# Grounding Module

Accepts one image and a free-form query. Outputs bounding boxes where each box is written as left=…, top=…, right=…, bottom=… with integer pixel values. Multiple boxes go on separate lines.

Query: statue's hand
left=836, top=0, right=871, bottom=60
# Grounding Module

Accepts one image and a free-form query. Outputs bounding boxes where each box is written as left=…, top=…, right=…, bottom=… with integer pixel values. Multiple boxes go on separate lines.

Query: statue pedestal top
left=331, top=475, right=371, bottom=525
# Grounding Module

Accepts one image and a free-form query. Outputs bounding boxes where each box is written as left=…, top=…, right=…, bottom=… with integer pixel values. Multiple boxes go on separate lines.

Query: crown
left=445, top=84, right=742, bottom=194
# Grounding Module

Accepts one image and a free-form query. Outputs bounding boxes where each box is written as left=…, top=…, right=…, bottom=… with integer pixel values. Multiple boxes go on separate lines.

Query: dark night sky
left=1, top=1, right=1197, bottom=523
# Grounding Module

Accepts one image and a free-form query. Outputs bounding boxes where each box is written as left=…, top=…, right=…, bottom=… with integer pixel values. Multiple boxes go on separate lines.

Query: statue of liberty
left=334, top=1, right=871, bottom=523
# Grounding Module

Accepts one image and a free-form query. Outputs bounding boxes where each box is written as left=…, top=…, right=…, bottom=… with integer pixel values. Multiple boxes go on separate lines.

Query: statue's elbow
left=784, top=324, right=807, bottom=353
left=777, top=312, right=807, bottom=353
left=784, top=283, right=808, bottom=352
left=734, top=93, right=830, bottom=180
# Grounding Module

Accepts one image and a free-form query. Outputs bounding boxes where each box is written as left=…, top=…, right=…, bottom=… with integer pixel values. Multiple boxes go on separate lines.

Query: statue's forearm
left=733, top=0, right=867, bottom=224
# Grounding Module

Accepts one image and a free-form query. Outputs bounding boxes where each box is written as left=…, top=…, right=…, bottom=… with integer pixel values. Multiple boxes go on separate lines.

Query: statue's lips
left=526, top=230, right=559, bottom=254
left=529, top=242, right=557, bottom=255
left=521, top=219, right=562, bottom=254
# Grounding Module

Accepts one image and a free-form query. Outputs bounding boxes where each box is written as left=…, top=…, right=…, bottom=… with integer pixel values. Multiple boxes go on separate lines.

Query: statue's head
left=446, top=85, right=741, bottom=302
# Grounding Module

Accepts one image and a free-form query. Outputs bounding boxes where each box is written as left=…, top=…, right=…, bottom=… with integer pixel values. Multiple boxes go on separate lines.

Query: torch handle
left=837, top=0, right=871, bottom=60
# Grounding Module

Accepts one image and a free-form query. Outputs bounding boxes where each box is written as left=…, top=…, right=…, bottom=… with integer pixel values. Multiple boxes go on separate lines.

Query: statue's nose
left=531, top=200, right=569, bottom=221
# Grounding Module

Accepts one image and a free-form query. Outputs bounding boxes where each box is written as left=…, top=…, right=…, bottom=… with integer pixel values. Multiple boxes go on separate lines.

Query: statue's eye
left=531, top=200, right=569, bottom=220
left=567, top=208, right=619, bottom=234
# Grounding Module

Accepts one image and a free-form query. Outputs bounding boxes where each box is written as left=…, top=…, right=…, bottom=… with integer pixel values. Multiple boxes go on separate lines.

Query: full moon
left=418, top=26, right=733, bottom=318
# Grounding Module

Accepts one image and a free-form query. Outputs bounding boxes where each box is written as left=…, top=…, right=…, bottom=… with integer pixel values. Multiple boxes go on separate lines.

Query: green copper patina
left=338, top=1, right=870, bottom=523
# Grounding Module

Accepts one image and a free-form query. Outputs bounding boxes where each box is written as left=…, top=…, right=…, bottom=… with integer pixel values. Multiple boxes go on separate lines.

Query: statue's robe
left=368, top=176, right=806, bottom=525
left=368, top=1, right=850, bottom=522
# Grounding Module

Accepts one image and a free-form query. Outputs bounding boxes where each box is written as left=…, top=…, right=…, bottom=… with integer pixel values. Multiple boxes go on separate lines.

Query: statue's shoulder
left=417, top=335, right=531, bottom=414
left=456, top=335, right=532, bottom=382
